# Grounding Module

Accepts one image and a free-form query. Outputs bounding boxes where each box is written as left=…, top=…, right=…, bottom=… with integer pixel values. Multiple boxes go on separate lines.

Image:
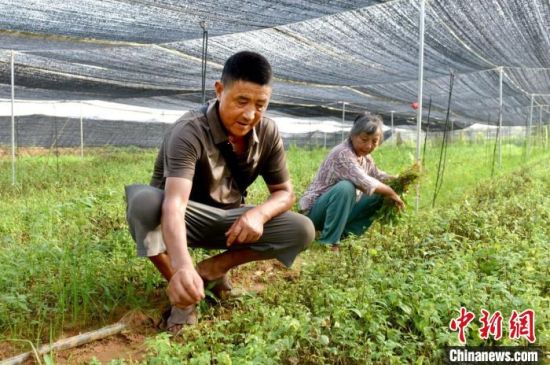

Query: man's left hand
left=226, top=209, right=267, bottom=246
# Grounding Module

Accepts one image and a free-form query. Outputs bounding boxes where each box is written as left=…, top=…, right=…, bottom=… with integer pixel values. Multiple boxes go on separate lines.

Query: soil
left=54, top=329, right=150, bottom=365
left=0, top=258, right=303, bottom=364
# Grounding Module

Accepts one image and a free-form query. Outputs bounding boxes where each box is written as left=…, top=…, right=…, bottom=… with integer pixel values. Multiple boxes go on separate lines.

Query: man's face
left=215, top=80, right=272, bottom=139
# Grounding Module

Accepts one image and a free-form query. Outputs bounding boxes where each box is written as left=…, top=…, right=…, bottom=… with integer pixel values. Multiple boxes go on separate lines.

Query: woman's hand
left=375, top=183, right=405, bottom=211
left=387, top=192, right=405, bottom=211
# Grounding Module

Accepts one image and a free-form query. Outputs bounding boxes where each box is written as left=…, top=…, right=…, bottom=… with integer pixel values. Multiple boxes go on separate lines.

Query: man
left=125, top=51, right=315, bottom=333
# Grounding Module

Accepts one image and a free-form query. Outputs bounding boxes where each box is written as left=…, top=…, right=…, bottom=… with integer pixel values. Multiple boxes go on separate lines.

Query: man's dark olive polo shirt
left=150, top=101, right=289, bottom=209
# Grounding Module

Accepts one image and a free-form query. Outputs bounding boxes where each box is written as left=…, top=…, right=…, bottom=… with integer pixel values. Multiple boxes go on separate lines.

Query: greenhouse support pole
left=498, top=67, right=503, bottom=167
left=415, top=0, right=426, bottom=211
left=80, top=102, right=84, bottom=158
left=537, top=105, right=542, bottom=144
left=341, top=102, right=347, bottom=142
left=200, top=21, right=208, bottom=104
left=10, top=50, right=16, bottom=186
left=390, top=111, right=395, bottom=145
left=546, top=121, right=549, bottom=149
left=526, top=94, right=533, bottom=159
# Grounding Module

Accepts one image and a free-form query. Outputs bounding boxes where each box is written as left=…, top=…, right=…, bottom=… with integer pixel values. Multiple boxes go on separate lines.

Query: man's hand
left=225, top=180, right=294, bottom=247
left=225, top=209, right=267, bottom=246
left=162, top=177, right=204, bottom=307
left=166, top=266, right=205, bottom=308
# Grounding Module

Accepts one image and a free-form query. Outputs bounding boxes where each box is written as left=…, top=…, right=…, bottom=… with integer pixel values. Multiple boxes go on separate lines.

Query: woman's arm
left=335, top=151, right=404, bottom=209
left=334, top=150, right=383, bottom=196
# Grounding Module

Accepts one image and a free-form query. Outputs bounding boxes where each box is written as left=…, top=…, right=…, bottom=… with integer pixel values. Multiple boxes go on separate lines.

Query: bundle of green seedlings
left=375, top=162, right=421, bottom=225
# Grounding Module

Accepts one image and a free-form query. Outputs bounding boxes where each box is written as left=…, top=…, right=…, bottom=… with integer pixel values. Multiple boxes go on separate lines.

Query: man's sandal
left=163, top=304, right=198, bottom=335
left=160, top=275, right=231, bottom=334
left=203, top=274, right=232, bottom=300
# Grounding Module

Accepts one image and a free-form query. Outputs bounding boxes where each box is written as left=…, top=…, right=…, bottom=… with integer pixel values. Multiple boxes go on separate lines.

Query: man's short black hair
left=221, top=51, right=272, bottom=86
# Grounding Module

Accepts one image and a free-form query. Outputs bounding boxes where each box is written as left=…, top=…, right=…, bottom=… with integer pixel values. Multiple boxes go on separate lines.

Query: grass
left=0, top=139, right=548, bottom=363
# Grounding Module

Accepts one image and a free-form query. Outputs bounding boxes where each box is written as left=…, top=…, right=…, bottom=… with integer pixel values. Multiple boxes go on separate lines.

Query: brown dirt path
left=0, top=259, right=303, bottom=364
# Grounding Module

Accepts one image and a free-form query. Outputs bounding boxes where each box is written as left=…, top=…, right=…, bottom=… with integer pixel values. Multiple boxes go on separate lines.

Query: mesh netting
left=0, top=0, right=385, bottom=44
left=0, top=0, right=548, bottom=141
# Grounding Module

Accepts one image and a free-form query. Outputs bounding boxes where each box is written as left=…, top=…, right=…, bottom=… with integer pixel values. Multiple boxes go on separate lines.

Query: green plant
left=375, top=162, right=421, bottom=225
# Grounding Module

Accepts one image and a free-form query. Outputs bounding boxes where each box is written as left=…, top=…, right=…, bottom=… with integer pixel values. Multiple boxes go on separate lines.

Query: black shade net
left=0, top=0, right=548, bottom=130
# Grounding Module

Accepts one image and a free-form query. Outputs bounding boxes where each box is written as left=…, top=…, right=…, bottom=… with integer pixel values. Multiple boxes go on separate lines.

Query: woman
left=299, top=112, right=404, bottom=250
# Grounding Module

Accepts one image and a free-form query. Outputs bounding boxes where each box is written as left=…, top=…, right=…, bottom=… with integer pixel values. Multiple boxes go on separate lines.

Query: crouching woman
left=299, top=112, right=404, bottom=250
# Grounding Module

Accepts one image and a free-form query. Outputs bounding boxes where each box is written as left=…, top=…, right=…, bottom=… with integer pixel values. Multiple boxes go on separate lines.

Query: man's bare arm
left=162, top=177, right=205, bottom=306
left=226, top=180, right=295, bottom=246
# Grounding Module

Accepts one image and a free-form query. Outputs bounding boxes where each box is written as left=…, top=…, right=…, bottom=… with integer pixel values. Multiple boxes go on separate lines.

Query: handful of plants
left=375, top=162, right=421, bottom=225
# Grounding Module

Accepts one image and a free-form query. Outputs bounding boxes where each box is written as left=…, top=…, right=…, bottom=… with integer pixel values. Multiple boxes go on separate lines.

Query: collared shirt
left=150, top=100, right=289, bottom=209
left=299, top=139, right=390, bottom=212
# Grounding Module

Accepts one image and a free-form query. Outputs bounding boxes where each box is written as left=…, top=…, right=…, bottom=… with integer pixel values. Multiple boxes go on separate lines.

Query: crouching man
left=125, top=51, right=314, bottom=333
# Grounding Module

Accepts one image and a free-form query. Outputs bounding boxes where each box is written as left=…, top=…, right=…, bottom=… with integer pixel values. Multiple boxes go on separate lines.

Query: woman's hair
left=350, top=112, right=384, bottom=141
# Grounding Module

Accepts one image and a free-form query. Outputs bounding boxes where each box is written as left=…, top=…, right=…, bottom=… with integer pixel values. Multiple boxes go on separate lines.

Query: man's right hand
left=166, top=266, right=205, bottom=307
left=162, top=177, right=204, bottom=307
